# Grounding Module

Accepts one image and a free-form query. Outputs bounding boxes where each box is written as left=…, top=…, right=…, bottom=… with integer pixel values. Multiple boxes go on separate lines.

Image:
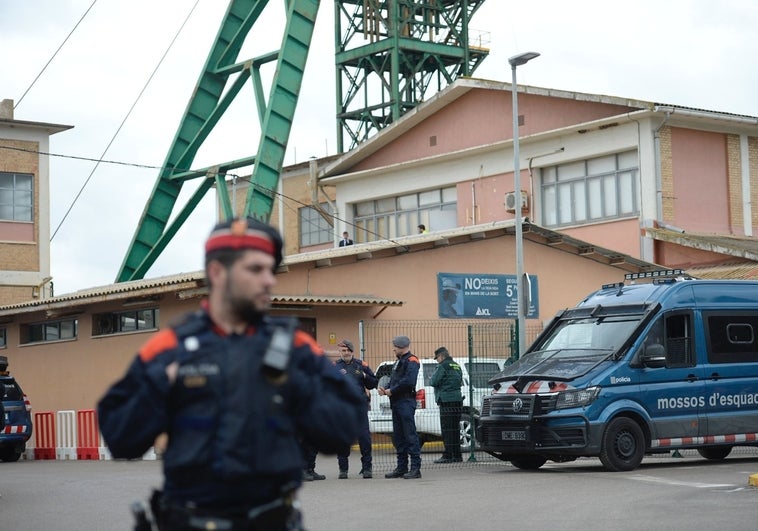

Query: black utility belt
left=160, top=494, right=295, bottom=530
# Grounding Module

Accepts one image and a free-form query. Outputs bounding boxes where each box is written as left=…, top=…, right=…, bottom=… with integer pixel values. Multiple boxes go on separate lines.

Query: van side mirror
left=641, top=343, right=666, bottom=368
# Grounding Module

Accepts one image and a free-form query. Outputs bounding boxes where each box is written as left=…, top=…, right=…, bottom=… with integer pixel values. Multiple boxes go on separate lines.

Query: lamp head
left=509, top=51, right=540, bottom=67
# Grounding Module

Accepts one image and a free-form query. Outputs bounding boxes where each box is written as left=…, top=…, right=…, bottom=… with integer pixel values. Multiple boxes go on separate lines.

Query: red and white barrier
left=25, top=409, right=156, bottom=461
left=56, top=410, right=77, bottom=460
left=33, top=411, right=56, bottom=460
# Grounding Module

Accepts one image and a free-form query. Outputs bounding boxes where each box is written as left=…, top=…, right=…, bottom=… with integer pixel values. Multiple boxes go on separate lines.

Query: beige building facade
left=0, top=221, right=657, bottom=415
left=0, top=98, right=71, bottom=305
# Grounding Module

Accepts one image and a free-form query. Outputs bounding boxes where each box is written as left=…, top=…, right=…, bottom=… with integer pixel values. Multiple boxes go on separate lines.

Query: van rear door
left=701, top=312, right=758, bottom=438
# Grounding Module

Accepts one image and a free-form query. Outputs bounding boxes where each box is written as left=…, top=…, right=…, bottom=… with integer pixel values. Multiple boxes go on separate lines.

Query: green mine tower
left=117, top=0, right=489, bottom=282
left=335, top=0, right=489, bottom=152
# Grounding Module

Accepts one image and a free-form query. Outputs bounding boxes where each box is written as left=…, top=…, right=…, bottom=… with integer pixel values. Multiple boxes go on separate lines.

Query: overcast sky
left=2, top=0, right=756, bottom=295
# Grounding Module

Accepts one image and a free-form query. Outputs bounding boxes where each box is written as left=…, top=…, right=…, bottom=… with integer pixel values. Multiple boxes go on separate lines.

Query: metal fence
left=357, top=319, right=544, bottom=370
left=318, top=319, right=545, bottom=476
left=315, top=320, right=758, bottom=477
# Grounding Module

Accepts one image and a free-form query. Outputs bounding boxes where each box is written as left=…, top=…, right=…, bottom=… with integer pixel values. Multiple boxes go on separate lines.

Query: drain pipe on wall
left=653, top=110, right=671, bottom=226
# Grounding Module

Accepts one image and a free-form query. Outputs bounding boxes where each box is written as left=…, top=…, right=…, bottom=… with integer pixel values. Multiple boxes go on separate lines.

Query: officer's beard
left=225, top=281, right=266, bottom=325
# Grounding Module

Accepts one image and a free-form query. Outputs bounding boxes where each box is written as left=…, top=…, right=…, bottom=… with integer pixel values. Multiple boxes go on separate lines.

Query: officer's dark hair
left=434, top=346, right=450, bottom=359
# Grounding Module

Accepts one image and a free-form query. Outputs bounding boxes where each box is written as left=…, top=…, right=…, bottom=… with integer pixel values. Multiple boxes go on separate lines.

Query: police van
left=477, top=271, right=758, bottom=471
left=0, top=356, right=33, bottom=462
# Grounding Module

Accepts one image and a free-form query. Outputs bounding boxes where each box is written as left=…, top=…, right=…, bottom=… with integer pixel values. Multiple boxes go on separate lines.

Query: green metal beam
left=117, top=0, right=321, bottom=282
left=244, top=0, right=320, bottom=220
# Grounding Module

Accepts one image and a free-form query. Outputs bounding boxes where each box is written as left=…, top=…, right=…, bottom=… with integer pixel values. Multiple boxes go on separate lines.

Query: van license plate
left=501, top=430, right=526, bottom=441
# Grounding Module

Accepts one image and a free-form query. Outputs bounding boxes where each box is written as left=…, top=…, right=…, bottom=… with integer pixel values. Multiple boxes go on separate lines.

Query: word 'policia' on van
left=477, top=270, right=758, bottom=472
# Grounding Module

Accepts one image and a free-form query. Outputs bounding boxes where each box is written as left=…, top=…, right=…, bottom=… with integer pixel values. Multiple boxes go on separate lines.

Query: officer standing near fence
left=430, top=346, right=463, bottom=463
left=378, top=335, right=422, bottom=479
left=335, top=338, right=378, bottom=478
left=97, top=217, right=364, bottom=531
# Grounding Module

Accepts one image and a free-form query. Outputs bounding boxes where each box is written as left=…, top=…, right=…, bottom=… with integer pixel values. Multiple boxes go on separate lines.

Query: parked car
left=368, top=357, right=506, bottom=450
left=0, top=356, right=33, bottom=462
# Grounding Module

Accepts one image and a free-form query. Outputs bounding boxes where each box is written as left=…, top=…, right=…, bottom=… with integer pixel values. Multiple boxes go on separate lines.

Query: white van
left=368, top=357, right=506, bottom=450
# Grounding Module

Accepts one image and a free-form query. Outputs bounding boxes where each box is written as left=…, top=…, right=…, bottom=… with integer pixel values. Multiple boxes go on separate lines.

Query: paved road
left=1, top=451, right=757, bottom=530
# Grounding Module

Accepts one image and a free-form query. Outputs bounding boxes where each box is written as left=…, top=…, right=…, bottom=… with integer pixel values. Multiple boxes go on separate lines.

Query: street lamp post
left=509, top=51, right=540, bottom=358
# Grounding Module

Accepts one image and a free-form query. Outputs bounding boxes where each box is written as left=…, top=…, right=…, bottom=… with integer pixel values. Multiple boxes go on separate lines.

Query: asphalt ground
left=1, top=447, right=757, bottom=530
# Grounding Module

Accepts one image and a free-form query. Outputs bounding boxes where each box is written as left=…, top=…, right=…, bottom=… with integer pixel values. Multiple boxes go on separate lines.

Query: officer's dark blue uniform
left=97, top=217, right=365, bottom=530
left=382, top=335, right=422, bottom=479
left=334, top=338, right=378, bottom=478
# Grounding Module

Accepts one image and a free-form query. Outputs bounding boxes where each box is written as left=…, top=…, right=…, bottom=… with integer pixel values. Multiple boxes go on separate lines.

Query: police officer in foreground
left=334, top=338, right=378, bottom=478
left=98, top=217, right=365, bottom=530
left=378, top=336, right=422, bottom=479
left=430, top=346, right=463, bottom=463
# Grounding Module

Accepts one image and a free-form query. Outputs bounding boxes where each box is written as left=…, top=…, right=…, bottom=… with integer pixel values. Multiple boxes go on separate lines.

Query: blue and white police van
left=477, top=271, right=758, bottom=471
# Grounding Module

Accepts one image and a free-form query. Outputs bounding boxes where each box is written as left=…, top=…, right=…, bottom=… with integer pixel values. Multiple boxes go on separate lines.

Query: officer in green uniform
left=430, top=346, right=463, bottom=463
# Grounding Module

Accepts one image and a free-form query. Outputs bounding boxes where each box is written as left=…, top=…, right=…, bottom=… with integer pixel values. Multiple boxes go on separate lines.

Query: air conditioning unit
left=505, top=190, right=529, bottom=212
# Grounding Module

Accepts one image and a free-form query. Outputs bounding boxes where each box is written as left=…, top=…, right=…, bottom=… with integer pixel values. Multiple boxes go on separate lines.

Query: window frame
left=704, top=311, right=758, bottom=364
left=92, top=308, right=159, bottom=336
left=540, top=151, right=638, bottom=227
left=353, top=186, right=457, bottom=243
left=22, top=318, right=78, bottom=344
left=0, top=171, right=34, bottom=222
left=299, top=202, right=333, bottom=247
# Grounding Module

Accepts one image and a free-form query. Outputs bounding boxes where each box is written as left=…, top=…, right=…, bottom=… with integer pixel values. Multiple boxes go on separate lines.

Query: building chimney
left=0, top=99, right=14, bottom=120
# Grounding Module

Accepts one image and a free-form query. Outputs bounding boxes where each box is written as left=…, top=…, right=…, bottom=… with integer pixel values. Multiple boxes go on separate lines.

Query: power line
left=15, top=0, right=99, bottom=110
left=51, top=0, right=202, bottom=242
left=0, top=143, right=408, bottom=247
left=0, top=145, right=163, bottom=171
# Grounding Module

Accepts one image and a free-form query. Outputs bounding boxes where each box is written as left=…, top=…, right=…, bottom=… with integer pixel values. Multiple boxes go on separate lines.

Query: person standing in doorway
left=338, top=231, right=354, bottom=246
left=335, top=338, right=378, bottom=478
left=378, top=335, right=422, bottom=479
left=430, top=346, right=463, bottom=463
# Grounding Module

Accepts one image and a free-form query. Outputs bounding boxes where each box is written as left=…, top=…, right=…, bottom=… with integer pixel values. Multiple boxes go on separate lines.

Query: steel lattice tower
left=334, top=0, right=490, bottom=152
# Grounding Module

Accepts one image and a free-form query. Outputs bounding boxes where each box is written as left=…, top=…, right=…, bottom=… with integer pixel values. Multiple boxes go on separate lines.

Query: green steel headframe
left=334, top=0, right=490, bottom=152
left=117, top=0, right=320, bottom=282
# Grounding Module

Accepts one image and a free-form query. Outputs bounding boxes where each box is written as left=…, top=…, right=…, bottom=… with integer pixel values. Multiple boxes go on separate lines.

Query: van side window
left=705, top=313, right=758, bottom=364
left=664, top=313, right=695, bottom=368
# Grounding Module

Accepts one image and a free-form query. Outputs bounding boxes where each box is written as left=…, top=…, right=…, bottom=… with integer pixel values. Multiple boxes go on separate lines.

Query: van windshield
left=492, top=315, right=643, bottom=383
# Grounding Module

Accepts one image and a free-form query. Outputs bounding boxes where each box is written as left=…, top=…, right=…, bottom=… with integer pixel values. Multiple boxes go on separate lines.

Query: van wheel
left=509, top=455, right=547, bottom=470
left=459, top=408, right=480, bottom=451
left=697, top=446, right=732, bottom=461
left=599, top=417, right=645, bottom=471
left=0, top=445, right=22, bottom=462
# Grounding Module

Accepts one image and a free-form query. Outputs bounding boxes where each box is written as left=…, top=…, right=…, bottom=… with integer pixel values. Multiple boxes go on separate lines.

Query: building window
left=541, top=151, right=638, bottom=227
left=353, top=186, right=457, bottom=243
left=0, top=172, right=33, bottom=221
left=0, top=328, right=6, bottom=348
left=299, top=203, right=333, bottom=246
left=93, top=308, right=159, bottom=336
left=22, top=319, right=78, bottom=344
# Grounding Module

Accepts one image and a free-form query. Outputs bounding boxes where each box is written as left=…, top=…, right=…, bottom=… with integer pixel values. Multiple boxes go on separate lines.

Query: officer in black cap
left=98, top=217, right=365, bottom=530
left=378, top=335, right=422, bottom=479
left=335, top=338, right=378, bottom=478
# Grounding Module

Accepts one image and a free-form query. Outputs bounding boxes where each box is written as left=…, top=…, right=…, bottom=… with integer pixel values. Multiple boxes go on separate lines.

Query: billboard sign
left=438, top=273, right=539, bottom=319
